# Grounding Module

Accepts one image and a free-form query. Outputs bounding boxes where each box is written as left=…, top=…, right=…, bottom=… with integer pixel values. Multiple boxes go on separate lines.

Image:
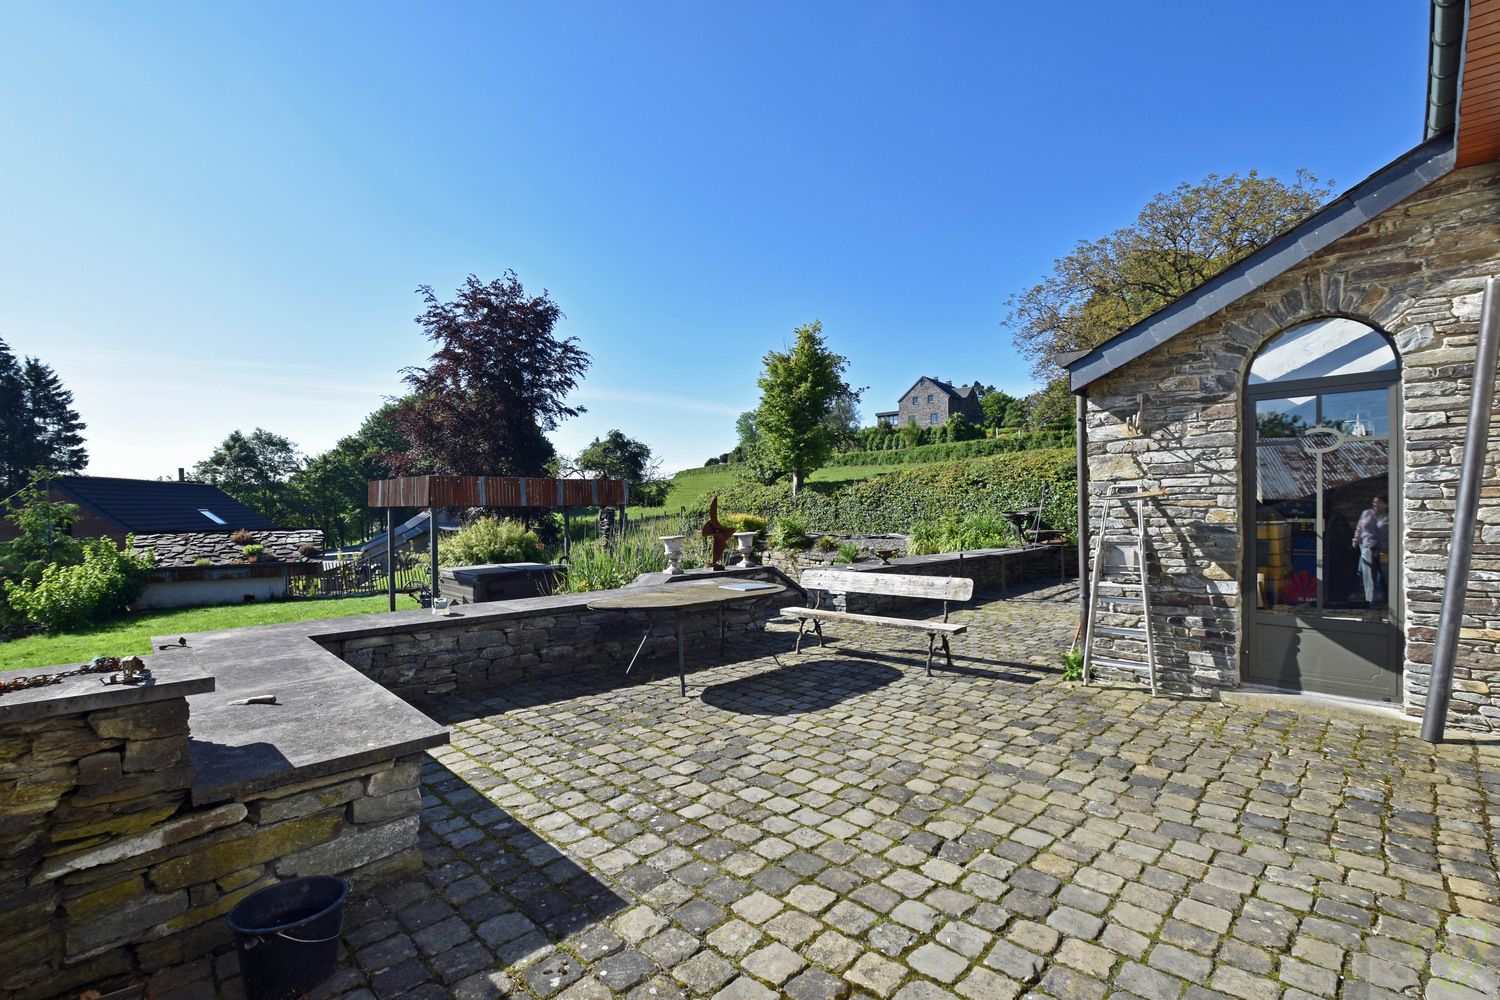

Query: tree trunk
left=790, top=470, right=804, bottom=496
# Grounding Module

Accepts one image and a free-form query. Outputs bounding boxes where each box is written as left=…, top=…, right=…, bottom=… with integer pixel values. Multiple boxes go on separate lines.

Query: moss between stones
left=64, top=876, right=147, bottom=923
left=149, top=810, right=343, bottom=892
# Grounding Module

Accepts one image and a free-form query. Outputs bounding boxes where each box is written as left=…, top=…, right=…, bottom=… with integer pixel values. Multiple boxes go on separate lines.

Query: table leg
left=718, top=606, right=725, bottom=658
left=675, top=610, right=686, bottom=697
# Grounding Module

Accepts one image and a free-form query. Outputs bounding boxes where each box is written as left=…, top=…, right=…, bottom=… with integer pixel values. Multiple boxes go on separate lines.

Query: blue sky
left=0, top=2, right=1426, bottom=478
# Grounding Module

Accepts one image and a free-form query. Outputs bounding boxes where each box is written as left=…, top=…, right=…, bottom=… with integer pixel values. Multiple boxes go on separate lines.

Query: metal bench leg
left=942, top=636, right=953, bottom=671
left=795, top=619, right=808, bottom=654
left=925, top=634, right=936, bottom=676
left=813, top=621, right=824, bottom=647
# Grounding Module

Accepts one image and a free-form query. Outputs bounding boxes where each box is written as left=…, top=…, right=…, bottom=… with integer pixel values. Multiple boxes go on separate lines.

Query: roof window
left=199, top=509, right=227, bottom=525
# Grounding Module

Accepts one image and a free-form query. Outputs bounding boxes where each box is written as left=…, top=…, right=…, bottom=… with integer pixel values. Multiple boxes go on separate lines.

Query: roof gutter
left=1427, top=0, right=1466, bottom=139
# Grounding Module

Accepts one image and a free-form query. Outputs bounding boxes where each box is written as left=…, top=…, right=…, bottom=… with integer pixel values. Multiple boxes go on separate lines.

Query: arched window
left=1248, top=317, right=1397, bottom=385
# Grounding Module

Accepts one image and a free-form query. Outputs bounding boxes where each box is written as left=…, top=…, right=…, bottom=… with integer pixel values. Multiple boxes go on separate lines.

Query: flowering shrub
left=5, top=536, right=153, bottom=633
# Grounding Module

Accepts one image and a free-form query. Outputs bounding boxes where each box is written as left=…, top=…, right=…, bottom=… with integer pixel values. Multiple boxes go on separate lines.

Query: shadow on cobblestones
left=700, top=657, right=904, bottom=714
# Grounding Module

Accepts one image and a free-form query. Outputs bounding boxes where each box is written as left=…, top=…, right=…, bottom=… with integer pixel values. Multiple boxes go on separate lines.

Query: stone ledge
left=0, top=658, right=215, bottom=725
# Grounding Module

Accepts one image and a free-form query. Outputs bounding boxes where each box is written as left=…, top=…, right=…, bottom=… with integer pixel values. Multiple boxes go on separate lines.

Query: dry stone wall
left=320, top=570, right=793, bottom=701
left=0, top=670, right=423, bottom=1000
left=1083, top=160, right=1500, bottom=730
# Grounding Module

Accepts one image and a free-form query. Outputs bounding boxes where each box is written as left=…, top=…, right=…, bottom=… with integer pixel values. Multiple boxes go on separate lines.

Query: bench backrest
left=800, top=568, right=973, bottom=602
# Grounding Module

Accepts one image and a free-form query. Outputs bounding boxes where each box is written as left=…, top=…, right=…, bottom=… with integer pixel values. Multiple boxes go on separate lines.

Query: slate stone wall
left=0, top=686, right=422, bottom=999
left=1082, top=161, right=1500, bottom=730
left=319, top=570, right=792, bottom=702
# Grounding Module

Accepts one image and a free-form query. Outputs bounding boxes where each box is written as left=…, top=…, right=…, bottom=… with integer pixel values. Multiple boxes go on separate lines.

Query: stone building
left=1062, top=0, right=1500, bottom=731
left=888, top=376, right=986, bottom=428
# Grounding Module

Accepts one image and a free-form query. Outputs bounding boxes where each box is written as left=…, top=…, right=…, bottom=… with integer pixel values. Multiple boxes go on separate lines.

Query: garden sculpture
left=701, top=496, right=735, bottom=570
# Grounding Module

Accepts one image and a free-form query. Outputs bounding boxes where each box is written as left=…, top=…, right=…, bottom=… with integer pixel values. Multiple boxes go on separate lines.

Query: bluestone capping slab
left=0, top=656, right=214, bottom=724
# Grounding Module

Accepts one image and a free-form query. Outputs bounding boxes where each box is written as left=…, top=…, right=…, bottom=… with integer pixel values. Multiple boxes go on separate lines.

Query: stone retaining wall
left=317, top=568, right=795, bottom=702
left=0, top=669, right=423, bottom=1000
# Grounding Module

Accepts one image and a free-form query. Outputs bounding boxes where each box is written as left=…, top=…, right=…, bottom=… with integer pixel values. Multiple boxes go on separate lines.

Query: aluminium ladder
left=1081, top=487, right=1167, bottom=693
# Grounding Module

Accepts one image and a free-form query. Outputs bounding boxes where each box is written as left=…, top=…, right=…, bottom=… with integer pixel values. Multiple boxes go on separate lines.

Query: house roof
left=1065, top=132, right=1457, bottom=391
left=50, top=476, right=279, bottom=534
left=896, top=376, right=983, bottom=402
left=1064, top=0, right=1500, bottom=392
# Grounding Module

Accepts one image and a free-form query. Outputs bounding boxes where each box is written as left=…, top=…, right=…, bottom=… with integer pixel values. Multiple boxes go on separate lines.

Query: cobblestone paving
left=187, top=582, right=1500, bottom=1000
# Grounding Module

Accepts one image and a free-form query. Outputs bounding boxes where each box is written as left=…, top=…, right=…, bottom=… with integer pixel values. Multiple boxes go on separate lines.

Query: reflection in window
left=1249, top=318, right=1397, bottom=385
left=1254, top=393, right=1389, bottom=620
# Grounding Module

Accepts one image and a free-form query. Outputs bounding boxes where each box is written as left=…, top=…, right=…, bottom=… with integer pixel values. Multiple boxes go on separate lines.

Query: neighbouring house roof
left=896, top=376, right=984, bottom=403
left=134, top=529, right=324, bottom=567
left=1064, top=0, right=1500, bottom=392
left=50, top=475, right=278, bottom=534
left=1256, top=439, right=1389, bottom=503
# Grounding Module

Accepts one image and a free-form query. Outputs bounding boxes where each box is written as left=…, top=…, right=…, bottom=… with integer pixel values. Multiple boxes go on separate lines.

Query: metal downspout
left=1075, top=392, right=1090, bottom=635
left=1421, top=275, right=1500, bottom=742
left=1427, top=0, right=1467, bottom=139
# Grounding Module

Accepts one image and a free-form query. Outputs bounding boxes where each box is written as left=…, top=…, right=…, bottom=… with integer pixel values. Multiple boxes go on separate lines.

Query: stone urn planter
left=732, top=531, right=758, bottom=566
left=660, top=535, right=686, bottom=575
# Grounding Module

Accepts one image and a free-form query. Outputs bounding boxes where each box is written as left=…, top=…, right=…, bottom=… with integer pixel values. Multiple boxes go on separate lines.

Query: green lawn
left=630, top=462, right=907, bottom=517
left=0, top=594, right=423, bottom=671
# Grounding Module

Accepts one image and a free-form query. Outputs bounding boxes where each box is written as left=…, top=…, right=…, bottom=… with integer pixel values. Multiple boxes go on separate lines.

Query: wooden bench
left=783, top=568, right=974, bottom=675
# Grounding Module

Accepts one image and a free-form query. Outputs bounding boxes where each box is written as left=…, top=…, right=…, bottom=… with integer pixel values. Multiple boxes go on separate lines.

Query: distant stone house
left=1061, top=0, right=1500, bottom=732
left=1, top=476, right=323, bottom=608
left=889, top=377, right=986, bottom=428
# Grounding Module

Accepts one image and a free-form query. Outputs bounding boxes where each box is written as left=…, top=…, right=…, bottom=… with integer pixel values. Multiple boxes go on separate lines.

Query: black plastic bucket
left=228, top=876, right=349, bottom=1000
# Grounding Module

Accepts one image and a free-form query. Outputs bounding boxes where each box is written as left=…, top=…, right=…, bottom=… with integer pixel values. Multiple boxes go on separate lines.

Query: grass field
left=0, top=593, right=423, bottom=671
left=631, top=462, right=899, bottom=516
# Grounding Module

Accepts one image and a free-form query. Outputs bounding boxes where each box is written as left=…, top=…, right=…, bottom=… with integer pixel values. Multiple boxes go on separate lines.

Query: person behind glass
left=1353, top=495, right=1388, bottom=606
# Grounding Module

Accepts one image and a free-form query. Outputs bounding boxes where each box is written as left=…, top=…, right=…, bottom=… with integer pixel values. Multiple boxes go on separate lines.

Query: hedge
left=703, top=448, right=1078, bottom=538
left=820, top=431, right=1073, bottom=468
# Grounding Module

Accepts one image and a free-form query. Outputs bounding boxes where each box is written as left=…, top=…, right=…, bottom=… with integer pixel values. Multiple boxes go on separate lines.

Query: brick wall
left=1082, top=161, right=1500, bottom=730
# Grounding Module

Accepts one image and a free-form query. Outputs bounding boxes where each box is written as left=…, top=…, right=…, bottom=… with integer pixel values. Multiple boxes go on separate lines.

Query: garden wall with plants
left=708, top=449, right=1078, bottom=538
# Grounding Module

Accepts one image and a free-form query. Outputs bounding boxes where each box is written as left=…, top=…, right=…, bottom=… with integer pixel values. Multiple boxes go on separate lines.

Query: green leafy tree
left=980, top=390, right=1026, bottom=431
left=1005, top=170, right=1334, bottom=423
left=194, top=428, right=302, bottom=524
left=393, top=272, right=590, bottom=476
left=285, top=402, right=413, bottom=547
left=572, top=429, right=669, bottom=506
left=0, top=477, right=83, bottom=586
left=573, top=430, right=655, bottom=482
left=753, top=321, right=851, bottom=495
left=820, top=385, right=865, bottom=452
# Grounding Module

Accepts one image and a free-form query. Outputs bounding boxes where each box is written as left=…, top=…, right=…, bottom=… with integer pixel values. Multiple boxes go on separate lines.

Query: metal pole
left=1422, top=276, right=1500, bottom=742
left=429, top=507, right=440, bottom=604
left=1075, top=391, right=1091, bottom=632
left=385, top=508, right=396, bottom=612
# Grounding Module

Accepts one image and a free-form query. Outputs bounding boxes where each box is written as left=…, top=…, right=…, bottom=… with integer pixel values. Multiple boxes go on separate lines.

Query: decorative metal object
left=0, top=655, right=151, bottom=696
left=700, top=497, right=735, bottom=571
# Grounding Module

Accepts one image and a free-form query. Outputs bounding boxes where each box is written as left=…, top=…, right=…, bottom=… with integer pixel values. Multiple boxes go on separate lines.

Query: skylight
left=199, top=509, right=227, bottom=525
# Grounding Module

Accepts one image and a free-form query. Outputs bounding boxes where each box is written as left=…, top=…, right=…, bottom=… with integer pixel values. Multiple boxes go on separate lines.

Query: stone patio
left=173, top=582, right=1499, bottom=1000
